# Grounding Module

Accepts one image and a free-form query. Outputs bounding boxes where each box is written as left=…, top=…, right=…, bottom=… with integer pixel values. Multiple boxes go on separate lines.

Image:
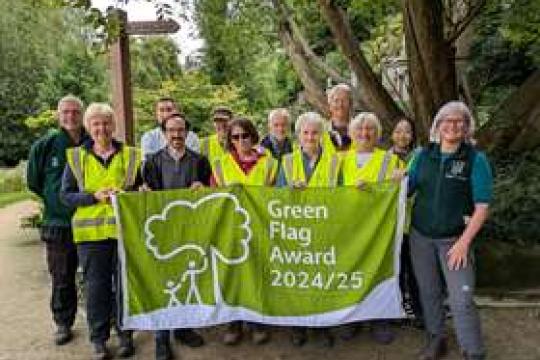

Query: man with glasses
left=142, top=112, right=211, bottom=360
left=27, top=95, right=88, bottom=346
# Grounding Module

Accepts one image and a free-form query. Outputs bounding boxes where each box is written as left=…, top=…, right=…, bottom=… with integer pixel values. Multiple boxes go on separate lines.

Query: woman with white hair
left=339, top=112, right=404, bottom=344
left=408, top=101, right=492, bottom=360
left=260, top=108, right=294, bottom=160
left=275, top=111, right=341, bottom=347
left=60, top=103, right=142, bottom=360
left=341, top=112, right=404, bottom=186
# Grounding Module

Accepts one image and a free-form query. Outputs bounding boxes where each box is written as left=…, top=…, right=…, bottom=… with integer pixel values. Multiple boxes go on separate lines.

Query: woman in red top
left=210, top=118, right=273, bottom=346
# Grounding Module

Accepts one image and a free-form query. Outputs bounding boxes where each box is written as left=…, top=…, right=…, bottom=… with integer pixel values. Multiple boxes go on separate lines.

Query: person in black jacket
left=142, top=112, right=211, bottom=360
left=27, top=95, right=87, bottom=346
left=260, top=108, right=293, bottom=160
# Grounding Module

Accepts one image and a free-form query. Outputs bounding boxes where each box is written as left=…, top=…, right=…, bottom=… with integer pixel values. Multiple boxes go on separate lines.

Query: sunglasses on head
left=231, top=133, right=250, bottom=141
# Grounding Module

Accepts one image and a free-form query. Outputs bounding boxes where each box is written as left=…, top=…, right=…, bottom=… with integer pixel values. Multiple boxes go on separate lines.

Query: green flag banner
left=113, top=180, right=407, bottom=330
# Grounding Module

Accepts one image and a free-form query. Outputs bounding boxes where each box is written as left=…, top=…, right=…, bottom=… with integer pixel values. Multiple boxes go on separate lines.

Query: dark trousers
left=77, top=239, right=119, bottom=344
left=399, top=235, right=423, bottom=318
left=43, top=228, right=78, bottom=328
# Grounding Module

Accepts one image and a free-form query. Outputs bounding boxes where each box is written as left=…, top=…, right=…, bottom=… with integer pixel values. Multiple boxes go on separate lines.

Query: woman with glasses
left=210, top=117, right=277, bottom=345
left=408, top=101, right=492, bottom=360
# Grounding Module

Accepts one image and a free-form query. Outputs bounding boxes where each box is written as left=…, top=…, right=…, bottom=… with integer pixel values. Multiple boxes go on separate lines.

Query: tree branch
left=274, top=0, right=349, bottom=85
left=316, top=0, right=403, bottom=126
left=446, top=0, right=487, bottom=43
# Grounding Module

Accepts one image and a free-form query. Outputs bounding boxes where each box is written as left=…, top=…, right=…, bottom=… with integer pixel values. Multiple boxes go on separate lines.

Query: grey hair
left=295, top=111, right=325, bottom=135
left=57, top=94, right=83, bottom=111
left=430, top=101, right=475, bottom=143
left=327, top=83, right=352, bottom=100
left=349, top=112, right=383, bottom=138
left=83, top=103, right=116, bottom=131
left=268, top=108, right=290, bottom=125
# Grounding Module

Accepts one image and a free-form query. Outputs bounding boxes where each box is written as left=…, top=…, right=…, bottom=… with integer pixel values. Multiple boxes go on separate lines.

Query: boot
left=418, top=334, right=448, bottom=360
left=54, top=325, right=73, bottom=346
left=173, top=328, right=204, bottom=347
left=117, top=331, right=135, bottom=358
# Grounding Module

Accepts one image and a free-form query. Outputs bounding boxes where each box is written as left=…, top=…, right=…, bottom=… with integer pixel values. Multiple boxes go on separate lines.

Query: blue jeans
left=410, top=228, right=485, bottom=358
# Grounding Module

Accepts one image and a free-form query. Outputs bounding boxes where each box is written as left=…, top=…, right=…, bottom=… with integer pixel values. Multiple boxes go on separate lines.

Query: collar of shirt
left=166, top=146, right=186, bottom=162
left=301, top=147, right=322, bottom=170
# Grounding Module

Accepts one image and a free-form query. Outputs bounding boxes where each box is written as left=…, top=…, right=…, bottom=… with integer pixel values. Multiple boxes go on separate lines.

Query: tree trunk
left=476, top=69, right=540, bottom=152
left=276, top=19, right=329, bottom=116
left=317, top=0, right=403, bottom=130
left=402, top=0, right=459, bottom=140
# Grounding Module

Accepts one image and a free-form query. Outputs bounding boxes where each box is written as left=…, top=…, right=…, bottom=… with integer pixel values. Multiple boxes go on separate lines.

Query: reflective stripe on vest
left=282, top=148, right=339, bottom=188
left=70, top=148, right=84, bottom=190
left=72, top=217, right=116, bottom=227
left=66, top=145, right=141, bottom=242
left=377, top=150, right=393, bottom=183
left=213, top=153, right=276, bottom=186
left=124, top=147, right=138, bottom=188
left=341, top=148, right=400, bottom=185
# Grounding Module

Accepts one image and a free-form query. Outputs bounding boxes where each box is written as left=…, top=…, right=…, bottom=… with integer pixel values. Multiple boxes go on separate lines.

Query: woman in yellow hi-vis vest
left=210, top=118, right=276, bottom=346
left=339, top=112, right=405, bottom=345
left=275, top=112, right=341, bottom=348
left=60, top=103, right=141, bottom=360
left=210, top=118, right=277, bottom=187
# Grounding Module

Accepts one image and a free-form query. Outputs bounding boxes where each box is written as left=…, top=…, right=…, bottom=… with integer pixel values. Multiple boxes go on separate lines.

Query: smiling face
left=350, top=120, right=378, bottom=152
left=164, top=116, right=187, bottom=151
left=57, top=100, right=82, bottom=132
left=88, top=115, right=115, bottom=146
left=328, top=89, right=351, bottom=125
left=438, top=113, right=467, bottom=145
left=269, top=114, right=289, bottom=142
left=392, top=119, right=413, bottom=151
left=230, top=125, right=254, bottom=155
left=299, top=121, right=322, bottom=154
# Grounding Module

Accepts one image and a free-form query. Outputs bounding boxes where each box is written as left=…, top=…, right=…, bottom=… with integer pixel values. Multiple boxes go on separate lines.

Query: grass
left=0, top=192, right=33, bottom=208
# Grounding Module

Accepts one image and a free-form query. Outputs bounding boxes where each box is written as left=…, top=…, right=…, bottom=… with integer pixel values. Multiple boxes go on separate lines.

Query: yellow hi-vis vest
left=200, top=134, right=226, bottom=164
left=341, top=147, right=403, bottom=185
left=281, top=148, right=341, bottom=187
left=322, top=131, right=337, bottom=154
left=66, top=145, right=141, bottom=243
left=212, top=153, right=277, bottom=186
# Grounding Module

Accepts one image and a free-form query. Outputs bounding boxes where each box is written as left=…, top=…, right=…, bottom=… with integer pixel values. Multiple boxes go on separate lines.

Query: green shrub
left=480, top=148, right=540, bottom=245
left=0, top=162, right=27, bottom=193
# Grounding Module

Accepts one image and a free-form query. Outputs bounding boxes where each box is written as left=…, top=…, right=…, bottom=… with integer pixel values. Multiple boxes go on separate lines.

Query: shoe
left=54, top=325, right=73, bottom=346
left=320, top=329, right=334, bottom=348
left=251, top=328, right=270, bottom=345
left=222, top=323, right=242, bottom=346
left=155, top=337, right=174, bottom=360
left=461, top=350, right=485, bottom=360
left=117, top=332, right=135, bottom=358
left=173, top=328, right=204, bottom=347
left=418, top=335, right=448, bottom=360
left=371, top=322, right=396, bottom=345
left=92, top=342, right=110, bottom=360
left=291, top=328, right=307, bottom=347
left=337, top=324, right=357, bottom=341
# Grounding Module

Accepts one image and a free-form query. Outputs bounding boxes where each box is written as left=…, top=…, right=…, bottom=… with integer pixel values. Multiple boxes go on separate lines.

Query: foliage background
left=0, top=0, right=538, bottom=245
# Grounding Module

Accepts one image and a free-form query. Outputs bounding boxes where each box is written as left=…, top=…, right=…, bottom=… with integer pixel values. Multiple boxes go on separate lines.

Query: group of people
left=27, top=82, right=492, bottom=360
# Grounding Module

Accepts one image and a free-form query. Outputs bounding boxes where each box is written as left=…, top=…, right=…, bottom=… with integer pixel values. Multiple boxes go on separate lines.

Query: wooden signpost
left=109, top=9, right=179, bottom=145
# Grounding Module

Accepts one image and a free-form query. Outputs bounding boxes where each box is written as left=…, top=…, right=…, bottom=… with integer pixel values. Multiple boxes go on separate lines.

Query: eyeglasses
left=231, top=133, right=250, bottom=141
